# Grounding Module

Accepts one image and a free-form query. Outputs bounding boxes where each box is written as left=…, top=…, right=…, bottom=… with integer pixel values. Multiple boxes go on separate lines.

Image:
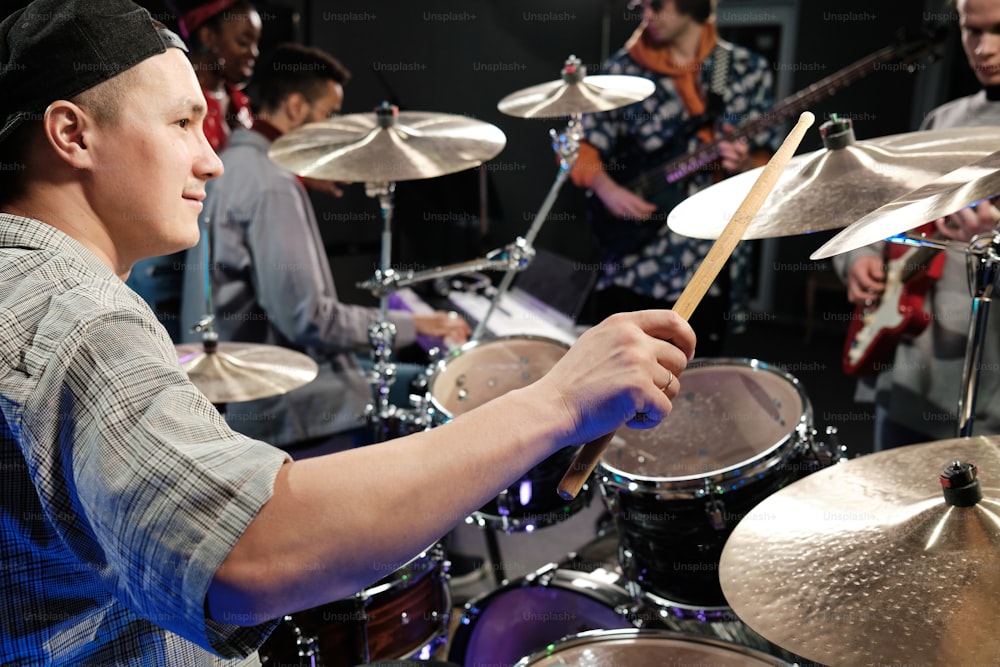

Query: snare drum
left=258, top=545, right=449, bottom=667
left=427, top=335, right=592, bottom=532
left=599, top=358, right=821, bottom=608
left=448, top=561, right=640, bottom=667
left=513, top=629, right=793, bottom=666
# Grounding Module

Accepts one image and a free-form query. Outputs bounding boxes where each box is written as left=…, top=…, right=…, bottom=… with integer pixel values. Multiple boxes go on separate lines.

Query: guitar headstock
left=886, top=24, right=950, bottom=70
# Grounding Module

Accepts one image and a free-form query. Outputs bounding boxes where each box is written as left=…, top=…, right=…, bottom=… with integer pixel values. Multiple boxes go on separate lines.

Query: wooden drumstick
left=556, top=111, right=816, bottom=501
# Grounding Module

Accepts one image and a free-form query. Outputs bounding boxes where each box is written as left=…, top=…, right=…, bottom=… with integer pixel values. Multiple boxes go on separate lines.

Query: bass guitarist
left=571, top=0, right=778, bottom=355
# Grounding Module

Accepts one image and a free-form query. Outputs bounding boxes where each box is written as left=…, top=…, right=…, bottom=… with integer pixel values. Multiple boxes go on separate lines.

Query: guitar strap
left=707, top=40, right=732, bottom=121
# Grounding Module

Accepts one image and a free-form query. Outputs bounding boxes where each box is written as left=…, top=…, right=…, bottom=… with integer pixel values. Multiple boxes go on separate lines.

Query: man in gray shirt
left=835, top=0, right=1000, bottom=448
left=183, top=44, right=470, bottom=455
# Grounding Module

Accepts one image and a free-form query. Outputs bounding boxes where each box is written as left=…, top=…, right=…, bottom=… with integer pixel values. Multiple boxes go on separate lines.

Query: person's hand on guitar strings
left=934, top=197, right=1000, bottom=242
left=717, top=124, right=752, bottom=174
left=845, top=254, right=886, bottom=307
left=589, top=171, right=658, bottom=222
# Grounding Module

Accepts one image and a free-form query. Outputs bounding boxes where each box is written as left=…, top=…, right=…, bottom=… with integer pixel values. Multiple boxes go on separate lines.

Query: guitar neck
left=627, top=36, right=937, bottom=194
left=895, top=237, right=944, bottom=283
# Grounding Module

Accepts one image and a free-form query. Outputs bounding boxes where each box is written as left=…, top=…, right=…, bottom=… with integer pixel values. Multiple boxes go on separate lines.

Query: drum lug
left=532, top=561, right=560, bottom=586
left=281, top=614, right=320, bottom=662
left=496, top=488, right=514, bottom=518
left=698, top=478, right=727, bottom=532
left=806, top=425, right=849, bottom=469
left=796, top=422, right=814, bottom=453
left=705, top=497, right=727, bottom=531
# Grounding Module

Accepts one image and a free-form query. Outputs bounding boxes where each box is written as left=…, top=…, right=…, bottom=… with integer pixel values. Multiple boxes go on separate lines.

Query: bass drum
left=426, top=335, right=592, bottom=532
left=447, top=559, right=639, bottom=667
left=513, top=629, right=793, bottom=666
left=259, top=545, right=450, bottom=667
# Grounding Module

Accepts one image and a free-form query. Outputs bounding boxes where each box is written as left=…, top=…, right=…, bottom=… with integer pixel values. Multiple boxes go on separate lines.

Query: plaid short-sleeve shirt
left=0, top=214, right=289, bottom=665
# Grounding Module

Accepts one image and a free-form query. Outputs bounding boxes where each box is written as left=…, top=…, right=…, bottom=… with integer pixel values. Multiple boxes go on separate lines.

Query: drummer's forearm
left=205, top=383, right=566, bottom=625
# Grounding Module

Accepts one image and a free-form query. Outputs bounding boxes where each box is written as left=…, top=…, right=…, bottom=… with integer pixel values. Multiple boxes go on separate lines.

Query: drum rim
left=448, top=562, right=637, bottom=664
left=426, top=334, right=570, bottom=419
left=598, top=357, right=813, bottom=489
left=455, top=561, right=637, bottom=622
left=465, top=478, right=593, bottom=533
left=357, top=543, right=443, bottom=599
left=511, top=627, right=794, bottom=666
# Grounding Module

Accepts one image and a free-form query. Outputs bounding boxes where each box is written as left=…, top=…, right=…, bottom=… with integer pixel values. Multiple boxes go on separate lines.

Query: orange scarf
left=627, top=21, right=719, bottom=142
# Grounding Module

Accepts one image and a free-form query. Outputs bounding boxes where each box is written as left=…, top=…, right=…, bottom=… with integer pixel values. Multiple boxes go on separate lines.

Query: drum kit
left=173, top=50, right=1000, bottom=667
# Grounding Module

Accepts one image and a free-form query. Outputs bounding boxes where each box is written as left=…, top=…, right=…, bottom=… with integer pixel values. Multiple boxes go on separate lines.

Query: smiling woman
left=168, top=0, right=262, bottom=150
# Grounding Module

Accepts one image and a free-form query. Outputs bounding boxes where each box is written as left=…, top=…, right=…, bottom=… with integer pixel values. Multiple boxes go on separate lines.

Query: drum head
left=601, top=359, right=808, bottom=481
left=449, top=567, right=635, bottom=666
left=515, top=629, right=793, bottom=666
left=430, top=336, right=568, bottom=418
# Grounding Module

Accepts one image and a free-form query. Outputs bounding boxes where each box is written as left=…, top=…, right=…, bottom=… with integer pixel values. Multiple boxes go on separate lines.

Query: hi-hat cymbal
left=497, top=55, right=654, bottom=118
left=268, top=103, right=506, bottom=182
left=811, top=148, right=1000, bottom=259
left=667, top=124, right=1000, bottom=240
left=176, top=341, right=319, bottom=404
left=719, top=435, right=1000, bottom=666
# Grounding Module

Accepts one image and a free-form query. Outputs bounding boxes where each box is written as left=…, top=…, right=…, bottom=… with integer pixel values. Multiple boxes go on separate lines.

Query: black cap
left=0, top=0, right=187, bottom=144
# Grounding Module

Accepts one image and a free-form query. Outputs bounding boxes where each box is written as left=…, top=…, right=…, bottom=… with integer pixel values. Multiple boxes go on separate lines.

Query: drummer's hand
left=533, top=310, right=696, bottom=445
left=590, top=172, right=657, bottom=221
left=301, top=176, right=351, bottom=198
left=934, top=200, right=1000, bottom=242
left=845, top=254, right=885, bottom=306
left=414, top=311, right=471, bottom=345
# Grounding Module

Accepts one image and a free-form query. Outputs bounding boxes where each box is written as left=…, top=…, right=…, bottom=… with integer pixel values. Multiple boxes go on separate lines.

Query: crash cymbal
left=719, top=435, right=1000, bottom=666
left=497, top=55, right=654, bottom=118
left=268, top=103, right=506, bottom=182
left=667, top=120, right=1000, bottom=240
left=176, top=341, right=319, bottom=404
left=811, top=148, right=1000, bottom=259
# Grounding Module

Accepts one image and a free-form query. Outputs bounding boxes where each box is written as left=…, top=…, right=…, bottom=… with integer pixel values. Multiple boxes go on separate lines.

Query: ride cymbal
left=497, top=55, right=654, bottom=118
left=176, top=341, right=319, bottom=404
left=811, top=147, right=1000, bottom=259
left=667, top=120, right=1000, bottom=240
left=268, top=103, right=506, bottom=182
left=719, top=436, right=1000, bottom=666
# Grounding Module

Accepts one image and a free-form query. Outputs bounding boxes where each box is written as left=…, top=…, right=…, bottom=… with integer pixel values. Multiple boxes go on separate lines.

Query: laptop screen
left=511, top=246, right=595, bottom=322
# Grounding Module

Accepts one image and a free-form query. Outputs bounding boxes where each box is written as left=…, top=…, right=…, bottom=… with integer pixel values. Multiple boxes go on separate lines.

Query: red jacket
left=203, top=84, right=253, bottom=152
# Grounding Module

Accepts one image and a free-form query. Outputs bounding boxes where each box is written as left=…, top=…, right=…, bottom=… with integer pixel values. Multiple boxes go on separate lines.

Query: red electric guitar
left=842, top=227, right=944, bottom=377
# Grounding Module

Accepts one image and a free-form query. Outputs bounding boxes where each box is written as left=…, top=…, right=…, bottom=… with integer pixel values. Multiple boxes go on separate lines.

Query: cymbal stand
left=356, top=238, right=534, bottom=296
left=958, top=230, right=1000, bottom=437
left=888, top=229, right=1000, bottom=437
left=358, top=197, right=558, bottom=438
left=470, top=115, right=583, bottom=342
left=364, top=179, right=409, bottom=442
left=190, top=215, right=225, bottom=413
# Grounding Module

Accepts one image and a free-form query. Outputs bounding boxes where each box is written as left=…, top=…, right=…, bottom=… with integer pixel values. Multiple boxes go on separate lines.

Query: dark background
left=133, top=0, right=977, bottom=326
